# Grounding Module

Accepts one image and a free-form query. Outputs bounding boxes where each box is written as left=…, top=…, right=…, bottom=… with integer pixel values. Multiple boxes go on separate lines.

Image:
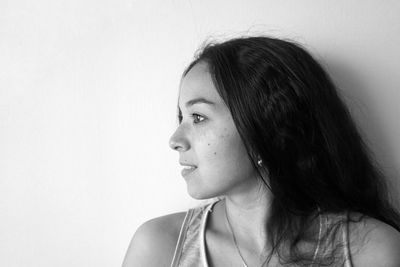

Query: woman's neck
left=212, top=181, right=273, bottom=254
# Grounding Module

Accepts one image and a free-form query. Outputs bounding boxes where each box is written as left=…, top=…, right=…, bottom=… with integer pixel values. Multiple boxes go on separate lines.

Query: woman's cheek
left=199, top=131, right=221, bottom=161
left=198, top=126, right=238, bottom=162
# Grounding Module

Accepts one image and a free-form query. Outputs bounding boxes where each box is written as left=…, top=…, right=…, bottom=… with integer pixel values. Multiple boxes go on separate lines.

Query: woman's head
left=172, top=35, right=398, bottom=226
left=173, top=36, right=349, bottom=209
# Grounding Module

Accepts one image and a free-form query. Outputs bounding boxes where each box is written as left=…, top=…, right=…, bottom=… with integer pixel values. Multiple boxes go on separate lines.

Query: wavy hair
left=181, top=36, right=400, bottom=266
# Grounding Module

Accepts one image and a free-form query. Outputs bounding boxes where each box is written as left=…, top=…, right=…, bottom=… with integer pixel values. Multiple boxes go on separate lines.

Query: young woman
left=122, top=36, right=400, bottom=266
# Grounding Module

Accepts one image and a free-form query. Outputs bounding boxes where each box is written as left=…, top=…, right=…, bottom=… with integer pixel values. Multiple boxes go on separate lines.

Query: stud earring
left=257, top=157, right=263, bottom=167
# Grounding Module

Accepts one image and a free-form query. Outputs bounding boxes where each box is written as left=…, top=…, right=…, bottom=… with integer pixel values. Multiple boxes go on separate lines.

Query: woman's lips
left=181, top=166, right=197, bottom=177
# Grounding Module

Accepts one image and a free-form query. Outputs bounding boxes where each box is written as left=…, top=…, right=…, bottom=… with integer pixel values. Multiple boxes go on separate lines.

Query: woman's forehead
left=178, top=62, right=224, bottom=109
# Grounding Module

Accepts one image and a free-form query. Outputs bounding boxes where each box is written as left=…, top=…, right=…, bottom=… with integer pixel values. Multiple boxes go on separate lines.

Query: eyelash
left=178, top=113, right=205, bottom=124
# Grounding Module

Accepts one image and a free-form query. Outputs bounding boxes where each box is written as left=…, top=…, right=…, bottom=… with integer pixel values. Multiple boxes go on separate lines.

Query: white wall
left=1, top=0, right=399, bottom=266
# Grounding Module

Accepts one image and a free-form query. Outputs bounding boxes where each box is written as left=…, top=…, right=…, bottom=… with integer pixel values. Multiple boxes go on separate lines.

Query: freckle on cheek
left=214, top=152, right=217, bottom=155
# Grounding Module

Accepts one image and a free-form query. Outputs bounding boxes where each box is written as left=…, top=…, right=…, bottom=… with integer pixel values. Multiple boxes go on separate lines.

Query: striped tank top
left=170, top=198, right=353, bottom=267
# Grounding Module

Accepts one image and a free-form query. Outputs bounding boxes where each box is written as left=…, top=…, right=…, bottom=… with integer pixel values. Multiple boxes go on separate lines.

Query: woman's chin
left=186, top=185, right=222, bottom=200
left=187, top=188, right=209, bottom=200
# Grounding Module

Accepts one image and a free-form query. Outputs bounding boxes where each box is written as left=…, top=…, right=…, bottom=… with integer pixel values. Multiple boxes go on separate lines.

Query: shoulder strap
left=312, top=211, right=354, bottom=267
left=343, top=211, right=354, bottom=267
left=170, top=209, right=194, bottom=267
left=311, top=211, right=323, bottom=265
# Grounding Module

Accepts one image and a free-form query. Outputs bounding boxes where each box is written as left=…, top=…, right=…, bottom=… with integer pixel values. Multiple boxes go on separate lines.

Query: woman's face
left=169, top=62, right=260, bottom=199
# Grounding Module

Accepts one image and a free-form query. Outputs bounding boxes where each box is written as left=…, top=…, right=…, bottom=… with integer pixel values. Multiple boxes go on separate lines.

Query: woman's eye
left=177, top=113, right=205, bottom=125
left=192, top=113, right=205, bottom=124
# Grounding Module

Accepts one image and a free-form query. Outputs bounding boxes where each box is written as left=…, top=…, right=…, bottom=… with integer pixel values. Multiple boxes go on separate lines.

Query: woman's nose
left=169, top=127, right=190, bottom=152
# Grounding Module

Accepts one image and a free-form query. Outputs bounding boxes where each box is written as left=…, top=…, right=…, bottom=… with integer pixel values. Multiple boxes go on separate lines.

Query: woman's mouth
left=181, top=166, right=197, bottom=177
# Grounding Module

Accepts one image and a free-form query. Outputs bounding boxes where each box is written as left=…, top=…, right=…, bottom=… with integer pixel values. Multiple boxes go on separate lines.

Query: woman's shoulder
left=122, top=211, right=187, bottom=267
left=348, top=213, right=400, bottom=267
left=122, top=200, right=219, bottom=266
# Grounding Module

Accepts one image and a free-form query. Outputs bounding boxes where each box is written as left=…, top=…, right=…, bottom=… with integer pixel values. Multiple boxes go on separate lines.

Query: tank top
left=170, top=198, right=354, bottom=267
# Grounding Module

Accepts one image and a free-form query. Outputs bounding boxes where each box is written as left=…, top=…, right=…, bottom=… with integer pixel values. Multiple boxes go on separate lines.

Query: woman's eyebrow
left=184, top=97, right=216, bottom=108
left=177, top=98, right=217, bottom=116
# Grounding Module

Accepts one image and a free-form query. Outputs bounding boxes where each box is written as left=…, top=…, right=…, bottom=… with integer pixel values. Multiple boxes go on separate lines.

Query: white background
left=1, top=0, right=400, bottom=266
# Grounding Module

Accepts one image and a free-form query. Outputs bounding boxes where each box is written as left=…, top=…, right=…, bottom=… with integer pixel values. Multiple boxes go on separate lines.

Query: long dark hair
left=181, top=36, right=400, bottom=266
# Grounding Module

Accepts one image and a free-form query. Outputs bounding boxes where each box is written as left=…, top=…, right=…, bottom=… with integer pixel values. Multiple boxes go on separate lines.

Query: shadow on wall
left=326, top=59, right=400, bottom=209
